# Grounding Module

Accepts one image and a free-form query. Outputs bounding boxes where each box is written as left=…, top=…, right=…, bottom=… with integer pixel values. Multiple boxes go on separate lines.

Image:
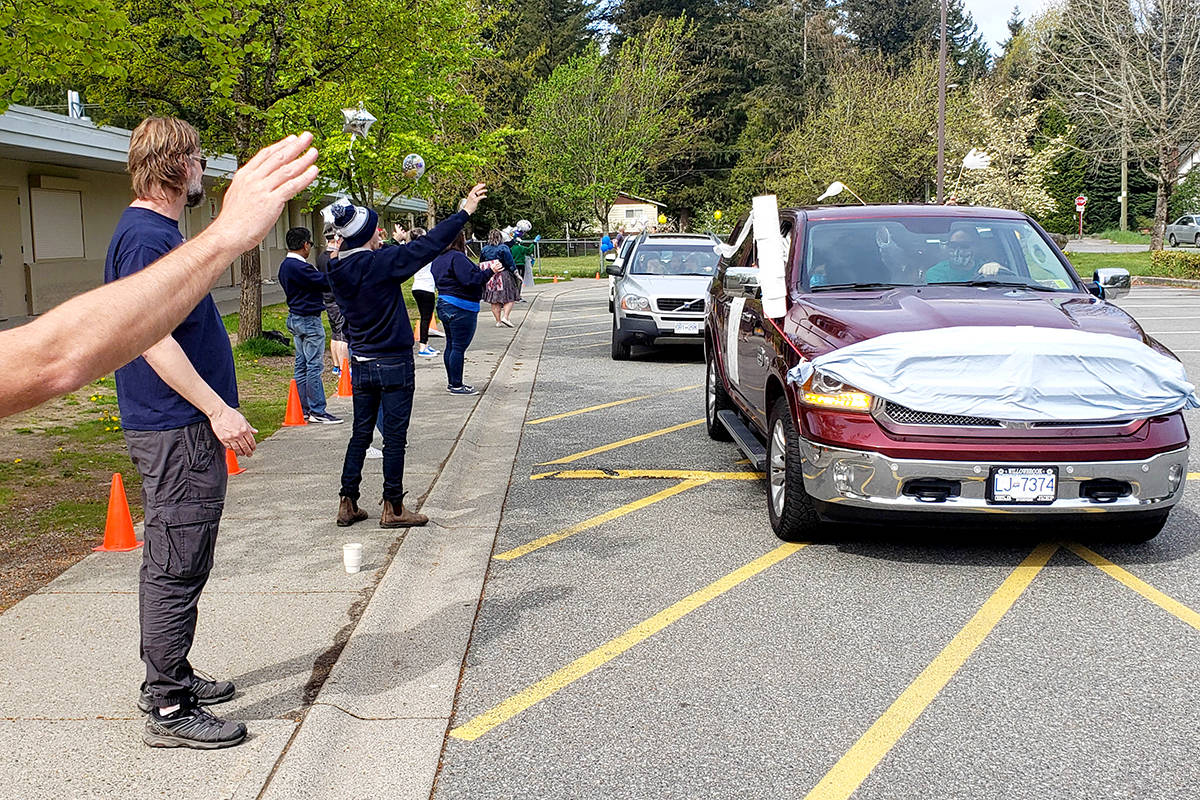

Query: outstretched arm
left=0, top=132, right=319, bottom=419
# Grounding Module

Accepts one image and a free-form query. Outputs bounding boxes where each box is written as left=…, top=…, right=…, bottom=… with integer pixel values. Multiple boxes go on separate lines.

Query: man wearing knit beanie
left=326, top=183, right=487, bottom=528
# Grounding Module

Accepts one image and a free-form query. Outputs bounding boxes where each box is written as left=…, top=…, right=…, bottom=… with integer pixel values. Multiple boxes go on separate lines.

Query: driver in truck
left=924, top=228, right=1006, bottom=283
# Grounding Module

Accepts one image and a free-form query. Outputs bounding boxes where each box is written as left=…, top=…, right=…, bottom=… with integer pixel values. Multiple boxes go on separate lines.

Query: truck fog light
left=1169, top=463, right=1184, bottom=492
left=833, top=461, right=853, bottom=494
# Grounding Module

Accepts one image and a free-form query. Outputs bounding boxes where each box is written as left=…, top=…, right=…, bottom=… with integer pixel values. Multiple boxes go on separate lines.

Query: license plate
left=988, top=467, right=1057, bottom=504
left=673, top=321, right=700, bottom=334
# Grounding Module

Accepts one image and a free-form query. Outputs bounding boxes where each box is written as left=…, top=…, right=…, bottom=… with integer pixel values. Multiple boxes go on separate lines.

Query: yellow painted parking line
left=563, top=342, right=609, bottom=350
left=494, top=478, right=711, bottom=561
left=452, top=542, right=806, bottom=740
left=526, top=385, right=701, bottom=426
left=546, top=330, right=607, bottom=341
left=539, top=420, right=705, bottom=465
left=805, top=542, right=1057, bottom=800
left=1067, top=543, right=1200, bottom=631
left=532, top=468, right=763, bottom=481
left=1189, top=472, right=1200, bottom=480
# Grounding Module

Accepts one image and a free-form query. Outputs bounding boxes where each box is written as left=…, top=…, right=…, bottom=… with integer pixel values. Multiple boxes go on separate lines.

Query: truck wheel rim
left=770, top=420, right=787, bottom=514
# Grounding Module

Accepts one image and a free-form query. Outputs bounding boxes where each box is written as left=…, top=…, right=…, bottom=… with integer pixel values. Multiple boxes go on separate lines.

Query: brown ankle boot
left=380, top=499, right=428, bottom=528
left=337, top=497, right=368, bottom=527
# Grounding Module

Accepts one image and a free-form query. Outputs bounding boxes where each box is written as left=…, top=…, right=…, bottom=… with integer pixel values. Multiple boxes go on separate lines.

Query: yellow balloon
left=657, top=214, right=667, bottom=225
left=714, top=210, right=723, bottom=220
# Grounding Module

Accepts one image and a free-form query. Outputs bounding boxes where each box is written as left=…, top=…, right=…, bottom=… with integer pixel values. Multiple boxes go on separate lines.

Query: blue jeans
left=286, top=313, right=327, bottom=416
left=436, top=299, right=478, bottom=388
left=340, top=356, right=414, bottom=504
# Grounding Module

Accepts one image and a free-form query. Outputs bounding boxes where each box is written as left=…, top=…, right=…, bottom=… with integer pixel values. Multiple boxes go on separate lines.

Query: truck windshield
left=630, top=244, right=720, bottom=276
left=802, top=217, right=1078, bottom=292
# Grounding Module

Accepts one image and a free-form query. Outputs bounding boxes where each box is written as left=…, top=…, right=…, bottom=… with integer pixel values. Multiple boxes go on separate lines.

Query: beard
left=185, top=184, right=205, bottom=208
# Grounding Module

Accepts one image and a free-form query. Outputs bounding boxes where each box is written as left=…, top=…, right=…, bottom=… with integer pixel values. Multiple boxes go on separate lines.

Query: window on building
left=30, top=188, right=85, bottom=260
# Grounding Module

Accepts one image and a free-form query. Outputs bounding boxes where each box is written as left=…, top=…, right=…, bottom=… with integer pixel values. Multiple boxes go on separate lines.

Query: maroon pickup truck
left=705, top=204, right=1189, bottom=541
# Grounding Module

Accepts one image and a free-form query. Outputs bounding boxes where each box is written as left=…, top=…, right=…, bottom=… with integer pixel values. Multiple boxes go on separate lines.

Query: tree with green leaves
left=77, top=0, right=493, bottom=341
left=0, top=0, right=129, bottom=107
left=772, top=55, right=975, bottom=204
left=523, top=17, right=700, bottom=230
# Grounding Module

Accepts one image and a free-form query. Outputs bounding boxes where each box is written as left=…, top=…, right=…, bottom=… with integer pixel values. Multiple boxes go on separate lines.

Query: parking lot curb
left=258, top=282, right=588, bottom=799
left=1133, top=276, right=1200, bottom=289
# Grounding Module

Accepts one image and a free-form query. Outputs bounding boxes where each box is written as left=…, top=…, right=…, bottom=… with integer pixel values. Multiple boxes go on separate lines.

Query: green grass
left=1064, top=251, right=1155, bottom=277
left=1095, top=229, right=1151, bottom=245
left=235, top=337, right=293, bottom=358
left=533, top=254, right=609, bottom=278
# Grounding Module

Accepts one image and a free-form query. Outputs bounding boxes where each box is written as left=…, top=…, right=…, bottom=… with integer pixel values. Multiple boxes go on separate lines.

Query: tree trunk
left=237, top=248, right=262, bottom=343
left=1151, top=146, right=1174, bottom=251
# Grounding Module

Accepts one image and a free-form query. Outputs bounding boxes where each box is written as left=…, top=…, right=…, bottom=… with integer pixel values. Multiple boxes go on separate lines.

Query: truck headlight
left=800, top=372, right=873, bottom=413
left=621, top=294, right=650, bottom=311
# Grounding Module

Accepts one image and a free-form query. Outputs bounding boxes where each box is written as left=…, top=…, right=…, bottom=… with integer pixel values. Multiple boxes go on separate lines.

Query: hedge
left=1149, top=250, right=1200, bottom=279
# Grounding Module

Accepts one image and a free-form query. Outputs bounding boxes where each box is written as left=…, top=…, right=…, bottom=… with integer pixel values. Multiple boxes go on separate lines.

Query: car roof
left=637, top=233, right=717, bottom=245
left=790, top=203, right=1029, bottom=221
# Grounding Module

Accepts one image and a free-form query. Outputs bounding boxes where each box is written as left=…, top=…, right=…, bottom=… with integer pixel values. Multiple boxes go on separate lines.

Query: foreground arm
left=0, top=133, right=319, bottom=419
left=142, top=337, right=258, bottom=456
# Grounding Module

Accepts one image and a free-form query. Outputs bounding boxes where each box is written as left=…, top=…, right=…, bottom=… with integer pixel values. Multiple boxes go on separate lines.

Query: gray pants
left=125, top=421, right=227, bottom=708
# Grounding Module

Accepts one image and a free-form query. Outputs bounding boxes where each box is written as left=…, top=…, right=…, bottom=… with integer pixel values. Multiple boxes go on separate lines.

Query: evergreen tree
left=1001, top=5, right=1023, bottom=56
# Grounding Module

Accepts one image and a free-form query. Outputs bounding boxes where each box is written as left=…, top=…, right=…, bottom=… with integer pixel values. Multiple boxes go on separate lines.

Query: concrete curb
left=1133, top=276, right=1200, bottom=289
left=259, top=282, right=586, bottom=799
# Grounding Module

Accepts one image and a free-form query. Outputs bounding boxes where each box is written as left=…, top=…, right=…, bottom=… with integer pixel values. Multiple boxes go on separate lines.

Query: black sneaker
left=306, top=411, right=344, bottom=424
left=144, top=705, right=247, bottom=750
left=447, top=384, right=478, bottom=395
left=137, top=674, right=236, bottom=714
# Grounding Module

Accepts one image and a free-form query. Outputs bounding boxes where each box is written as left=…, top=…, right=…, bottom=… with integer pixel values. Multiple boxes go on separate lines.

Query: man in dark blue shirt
left=105, top=117, right=252, bottom=750
left=326, top=184, right=486, bottom=528
left=278, top=227, right=341, bottom=424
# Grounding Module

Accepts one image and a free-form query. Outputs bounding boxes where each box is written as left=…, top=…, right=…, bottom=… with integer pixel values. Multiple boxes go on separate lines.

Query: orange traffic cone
left=94, top=473, right=141, bottom=552
left=283, top=379, right=308, bottom=426
left=225, top=448, right=246, bottom=475
left=553, top=275, right=558, bottom=283
left=595, top=271, right=600, bottom=279
left=337, top=358, right=353, bottom=397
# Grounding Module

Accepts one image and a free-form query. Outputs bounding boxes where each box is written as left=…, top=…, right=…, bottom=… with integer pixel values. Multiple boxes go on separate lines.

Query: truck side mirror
left=605, top=264, right=623, bottom=277
left=1093, top=268, right=1130, bottom=300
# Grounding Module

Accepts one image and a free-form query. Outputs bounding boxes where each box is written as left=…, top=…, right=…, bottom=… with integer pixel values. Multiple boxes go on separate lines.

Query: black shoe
left=137, top=673, right=236, bottom=714
left=306, top=411, right=344, bottom=424
left=143, top=705, right=247, bottom=749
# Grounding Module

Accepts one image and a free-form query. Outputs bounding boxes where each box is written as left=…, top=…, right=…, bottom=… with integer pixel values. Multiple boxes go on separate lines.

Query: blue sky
left=965, top=0, right=1054, bottom=53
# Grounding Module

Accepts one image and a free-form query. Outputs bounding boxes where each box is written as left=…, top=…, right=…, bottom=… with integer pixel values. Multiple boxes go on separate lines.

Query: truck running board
left=717, top=410, right=767, bottom=471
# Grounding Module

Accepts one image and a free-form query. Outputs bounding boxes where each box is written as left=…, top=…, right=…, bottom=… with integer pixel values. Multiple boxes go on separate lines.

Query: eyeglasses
left=190, top=155, right=208, bottom=171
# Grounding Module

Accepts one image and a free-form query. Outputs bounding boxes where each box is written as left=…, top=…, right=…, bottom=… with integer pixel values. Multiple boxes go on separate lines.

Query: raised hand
left=462, top=183, right=488, bottom=215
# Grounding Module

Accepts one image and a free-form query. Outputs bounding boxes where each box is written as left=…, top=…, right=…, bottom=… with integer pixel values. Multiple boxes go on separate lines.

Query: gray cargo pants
left=124, top=420, right=227, bottom=709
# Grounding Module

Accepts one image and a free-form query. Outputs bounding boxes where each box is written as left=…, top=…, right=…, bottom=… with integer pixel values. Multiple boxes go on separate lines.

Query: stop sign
left=1075, top=195, right=1088, bottom=212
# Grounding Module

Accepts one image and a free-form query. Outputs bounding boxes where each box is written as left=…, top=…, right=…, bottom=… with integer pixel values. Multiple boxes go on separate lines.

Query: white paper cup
left=342, top=543, right=363, bottom=574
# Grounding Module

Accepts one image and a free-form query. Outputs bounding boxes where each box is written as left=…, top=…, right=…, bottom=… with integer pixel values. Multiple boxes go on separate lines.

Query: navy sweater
left=278, top=255, right=329, bottom=316
left=431, top=250, right=491, bottom=304
left=481, top=243, right=517, bottom=274
left=328, top=210, right=470, bottom=358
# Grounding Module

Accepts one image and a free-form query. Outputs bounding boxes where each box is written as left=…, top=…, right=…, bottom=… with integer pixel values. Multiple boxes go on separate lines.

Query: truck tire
left=705, top=351, right=733, bottom=441
left=611, top=317, right=631, bottom=361
left=1122, top=511, right=1169, bottom=542
left=766, top=396, right=822, bottom=541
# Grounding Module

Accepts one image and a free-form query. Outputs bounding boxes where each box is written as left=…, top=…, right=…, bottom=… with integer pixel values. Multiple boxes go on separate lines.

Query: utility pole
left=936, top=0, right=948, bottom=204
left=1120, top=127, right=1129, bottom=231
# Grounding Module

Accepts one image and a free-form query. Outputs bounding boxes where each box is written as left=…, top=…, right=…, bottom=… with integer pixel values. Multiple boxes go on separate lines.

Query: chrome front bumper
left=799, top=441, right=1189, bottom=514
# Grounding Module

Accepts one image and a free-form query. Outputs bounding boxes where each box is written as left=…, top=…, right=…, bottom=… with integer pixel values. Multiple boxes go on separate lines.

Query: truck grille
left=657, top=297, right=705, bottom=313
left=884, top=401, right=1001, bottom=427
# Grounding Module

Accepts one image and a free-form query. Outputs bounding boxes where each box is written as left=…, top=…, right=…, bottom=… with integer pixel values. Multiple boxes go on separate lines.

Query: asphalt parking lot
left=435, top=283, right=1200, bottom=799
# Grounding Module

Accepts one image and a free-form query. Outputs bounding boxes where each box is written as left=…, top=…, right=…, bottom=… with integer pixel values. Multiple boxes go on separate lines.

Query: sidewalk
left=0, top=281, right=587, bottom=798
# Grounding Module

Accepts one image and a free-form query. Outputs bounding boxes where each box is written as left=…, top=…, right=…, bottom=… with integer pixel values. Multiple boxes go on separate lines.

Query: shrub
left=1149, top=250, right=1200, bottom=279
left=235, top=336, right=292, bottom=358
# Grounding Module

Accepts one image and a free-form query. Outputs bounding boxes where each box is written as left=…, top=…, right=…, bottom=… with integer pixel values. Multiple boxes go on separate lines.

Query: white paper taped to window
left=785, top=326, right=1200, bottom=422
left=752, top=195, right=787, bottom=319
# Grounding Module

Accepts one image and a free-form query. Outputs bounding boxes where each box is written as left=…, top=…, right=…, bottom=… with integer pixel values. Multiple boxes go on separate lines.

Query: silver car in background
left=1167, top=214, right=1200, bottom=248
left=607, top=233, right=720, bottom=360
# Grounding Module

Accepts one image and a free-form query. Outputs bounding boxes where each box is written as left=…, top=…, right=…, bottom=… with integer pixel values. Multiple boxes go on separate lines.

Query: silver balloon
left=342, top=105, right=376, bottom=139
left=402, top=153, right=426, bottom=180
